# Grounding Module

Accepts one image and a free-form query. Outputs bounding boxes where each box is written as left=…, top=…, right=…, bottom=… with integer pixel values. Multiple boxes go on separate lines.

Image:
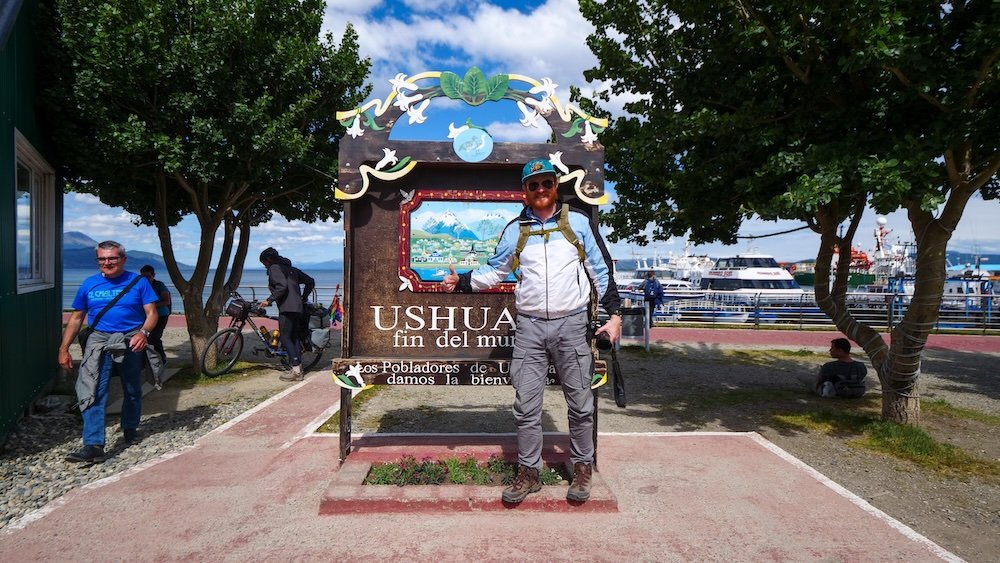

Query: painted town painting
left=407, top=199, right=523, bottom=282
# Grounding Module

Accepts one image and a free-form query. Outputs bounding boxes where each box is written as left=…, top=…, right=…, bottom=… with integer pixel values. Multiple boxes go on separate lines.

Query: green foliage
left=41, top=0, right=370, bottom=226
left=37, top=0, right=371, bottom=354
left=439, top=67, right=509, bottom=106
left=578, top=0, right=1000, bottom=245
left=861, top=421, right=1000, bottom=479
left=363, top=455, right=568, bottom=486
left=773, top=409, right=1000, bottom=479
left=922, top=399, right=1000, bottom=425
left=579, top=0, right=1000, bottom=423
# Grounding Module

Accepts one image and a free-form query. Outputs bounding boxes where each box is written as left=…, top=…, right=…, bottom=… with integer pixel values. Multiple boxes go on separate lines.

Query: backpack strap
left=511, top=203, right=586, bottom=277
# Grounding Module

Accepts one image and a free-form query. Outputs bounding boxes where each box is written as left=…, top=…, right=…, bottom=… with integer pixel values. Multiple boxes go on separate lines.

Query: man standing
left=442, top=157, right=622, bottom=504
left=139, top=265, right=172, bottom=365
left=58, top=241, right=158, bottom=464
left=816, top=338, right=868, bottom=398
left=259, top=247, right=315, bottom=381
left=642, top=270, right=663, bottom=327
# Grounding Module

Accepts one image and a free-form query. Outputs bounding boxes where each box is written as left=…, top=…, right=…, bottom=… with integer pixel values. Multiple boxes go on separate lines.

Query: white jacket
left=462, top=203, right=621, bottom=319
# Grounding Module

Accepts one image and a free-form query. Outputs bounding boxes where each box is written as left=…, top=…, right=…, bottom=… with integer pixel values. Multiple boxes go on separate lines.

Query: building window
left=14, top=130, right=56, bottom=293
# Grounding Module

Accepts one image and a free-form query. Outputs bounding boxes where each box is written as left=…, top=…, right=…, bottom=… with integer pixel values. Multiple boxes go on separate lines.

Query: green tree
left=39, top=0, right=370, bottom=364
left=580, top=0, right=999, bottom=423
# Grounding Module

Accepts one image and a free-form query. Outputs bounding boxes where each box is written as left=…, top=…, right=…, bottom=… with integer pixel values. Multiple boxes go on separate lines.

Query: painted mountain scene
left=408, top=201, right=523, bottom=281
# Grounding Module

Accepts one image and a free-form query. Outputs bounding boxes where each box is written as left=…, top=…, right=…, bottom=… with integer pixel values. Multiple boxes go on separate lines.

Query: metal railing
left=621, top=289, right=999, bottom=332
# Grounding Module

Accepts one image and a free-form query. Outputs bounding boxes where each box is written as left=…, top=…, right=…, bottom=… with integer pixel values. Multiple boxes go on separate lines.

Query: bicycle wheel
left=300, top=343, right=325, bottom=372
left=279, top=340, right=325, bottom=373
left=201, top=327, right=244, bottom=376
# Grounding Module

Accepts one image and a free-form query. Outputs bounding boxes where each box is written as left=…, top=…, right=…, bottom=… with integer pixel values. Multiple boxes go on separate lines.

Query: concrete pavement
left=1, top=371, right=961, bottom=562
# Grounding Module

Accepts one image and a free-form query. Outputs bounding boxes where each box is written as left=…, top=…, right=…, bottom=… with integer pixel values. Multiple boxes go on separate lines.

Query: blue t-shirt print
left=72, top=271, right=158, bottom=333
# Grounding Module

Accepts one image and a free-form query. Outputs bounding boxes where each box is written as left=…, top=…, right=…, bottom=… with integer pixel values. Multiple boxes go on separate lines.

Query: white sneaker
left=280, top=365, right=304, bottom=382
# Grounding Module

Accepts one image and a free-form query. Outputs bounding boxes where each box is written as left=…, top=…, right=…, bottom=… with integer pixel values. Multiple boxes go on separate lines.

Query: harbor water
left=63, top=268, right=344, bottom=313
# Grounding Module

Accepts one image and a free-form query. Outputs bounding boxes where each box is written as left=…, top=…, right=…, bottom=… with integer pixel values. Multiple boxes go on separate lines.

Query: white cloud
left=485, top=119, right=552, bottom=143
left=326, top=0, right=600, bottom=104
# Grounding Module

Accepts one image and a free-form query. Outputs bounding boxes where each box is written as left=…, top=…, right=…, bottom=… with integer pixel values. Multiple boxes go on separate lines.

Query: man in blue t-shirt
left=58, top=241, right=158, bottom=464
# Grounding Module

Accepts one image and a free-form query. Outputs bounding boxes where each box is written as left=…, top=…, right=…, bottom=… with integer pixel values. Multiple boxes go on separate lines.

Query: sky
left=62, top=0, right=1000, bottom=267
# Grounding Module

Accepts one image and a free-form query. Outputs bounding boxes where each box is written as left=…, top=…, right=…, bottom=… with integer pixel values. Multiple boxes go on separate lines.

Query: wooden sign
left=332, top=68, right=609, bottom=459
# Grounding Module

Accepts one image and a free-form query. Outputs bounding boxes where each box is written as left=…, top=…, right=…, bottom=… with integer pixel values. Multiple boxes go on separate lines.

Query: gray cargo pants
left=510, top=310, right=594, bottom=469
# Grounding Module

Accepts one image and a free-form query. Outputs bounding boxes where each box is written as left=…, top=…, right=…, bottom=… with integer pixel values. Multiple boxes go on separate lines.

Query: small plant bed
left=364, top=455, right=570, bottom=486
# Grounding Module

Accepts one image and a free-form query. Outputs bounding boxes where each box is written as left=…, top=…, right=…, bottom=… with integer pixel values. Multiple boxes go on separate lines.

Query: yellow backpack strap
left=512, top=203, right=585, bottom=277
left=556, top=203, right=586, bottom=263
left=511, top=222, right=530, bottom=277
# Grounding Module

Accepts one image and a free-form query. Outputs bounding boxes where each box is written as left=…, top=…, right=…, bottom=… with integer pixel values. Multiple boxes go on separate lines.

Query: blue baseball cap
left=521, top=158, right=557, bottom=182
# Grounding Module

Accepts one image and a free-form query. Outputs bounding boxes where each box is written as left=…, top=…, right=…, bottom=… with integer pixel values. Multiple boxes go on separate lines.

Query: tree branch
left=883, top=65, right=950, bottom=112
left=966, top=46, right=1000, bottom=107
left=735, top=1, right=810, bottom=84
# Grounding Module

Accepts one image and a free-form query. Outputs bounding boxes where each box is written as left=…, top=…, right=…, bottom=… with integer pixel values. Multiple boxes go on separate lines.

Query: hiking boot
left=566, top=462, right=592, bottom=502
left=280, top=365, right=303, bottom=382
left=65, top=445, right=106, bottom=464
left=502, top=465, right=541, bottom=504
left=123, top=428, right=142, bottom=445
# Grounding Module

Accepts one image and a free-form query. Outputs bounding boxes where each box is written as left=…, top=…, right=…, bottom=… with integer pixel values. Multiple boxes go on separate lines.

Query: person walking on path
left=58, top=241, right=159, bottom=464
left=442, top=157, right=622, bottom=504
left=139, top=265, right=171, bottom=365
left=259, top=247, right=315, bottom=381
left=816, top=337, right=868, bottom=398
left=642, top=270, right=663, bottom=327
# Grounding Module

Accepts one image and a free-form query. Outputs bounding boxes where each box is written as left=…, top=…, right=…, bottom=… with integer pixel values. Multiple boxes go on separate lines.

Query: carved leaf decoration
left=386, top=156, right=412, bottom=173
left=461, top=67, right=488, bottom=105
left=485, top=74, right=510, bottom=102
left=362, top=111, right=384, bottom=131
left=400, top=189, right=415, bottom=203
left=438, top=68, right=509, bottom=106
left=562, top=117, right=585, bottom=138
left=440, top=72, right=462, bottom=100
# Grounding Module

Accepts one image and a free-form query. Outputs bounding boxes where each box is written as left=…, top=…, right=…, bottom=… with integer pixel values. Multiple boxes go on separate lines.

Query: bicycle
left=200, top=291, right=329, bottom=377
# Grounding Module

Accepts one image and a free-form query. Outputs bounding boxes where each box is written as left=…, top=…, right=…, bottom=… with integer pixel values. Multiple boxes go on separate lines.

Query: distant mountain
left=64, top=231, right=98, bottom=249
left=63, top=231, right=192, bottom=270
left=472, top=211, right=514, bottom=240
left=422, top=211, right=478, bottom=240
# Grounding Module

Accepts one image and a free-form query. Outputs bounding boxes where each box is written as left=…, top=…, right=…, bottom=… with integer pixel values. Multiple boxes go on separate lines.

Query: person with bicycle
left=259, top=247, right=315, bottom=381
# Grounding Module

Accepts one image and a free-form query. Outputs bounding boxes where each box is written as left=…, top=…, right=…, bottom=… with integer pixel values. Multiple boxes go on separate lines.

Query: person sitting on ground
left=816, top=338, right=867, bottom=398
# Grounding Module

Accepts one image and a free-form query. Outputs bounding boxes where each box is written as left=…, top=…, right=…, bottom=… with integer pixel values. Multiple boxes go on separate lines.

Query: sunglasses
left=527, top=179, right=556, bottom=192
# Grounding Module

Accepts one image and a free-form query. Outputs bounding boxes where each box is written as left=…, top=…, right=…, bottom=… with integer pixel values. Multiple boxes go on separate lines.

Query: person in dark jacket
left=259, top=247, right=316, bottom=381
left=139, top=264, right=172, bottom=364
left=642, top=270, right=663, bottom=327
left=815, top=338, right=867, bottom=398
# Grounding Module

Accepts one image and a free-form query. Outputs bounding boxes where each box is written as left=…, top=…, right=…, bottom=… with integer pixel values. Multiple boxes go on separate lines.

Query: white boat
left=698, top=254, right=804, bottom=295
left=634, top=242, right=715, bottom=282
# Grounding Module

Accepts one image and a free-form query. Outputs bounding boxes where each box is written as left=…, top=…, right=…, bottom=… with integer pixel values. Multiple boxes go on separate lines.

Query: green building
left=1, top=0, right=63, bottom=443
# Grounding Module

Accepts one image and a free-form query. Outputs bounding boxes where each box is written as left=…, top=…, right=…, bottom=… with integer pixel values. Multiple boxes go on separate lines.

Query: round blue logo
left=453, top=128, right=493, bottom=163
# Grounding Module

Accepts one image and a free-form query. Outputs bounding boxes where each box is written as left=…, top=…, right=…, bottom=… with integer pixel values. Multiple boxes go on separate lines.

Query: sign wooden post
left=333, top=68, right=610, bottom=461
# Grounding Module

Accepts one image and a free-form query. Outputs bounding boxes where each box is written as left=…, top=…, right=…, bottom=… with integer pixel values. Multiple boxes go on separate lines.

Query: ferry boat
left=698, top=254, right=804, bottom=295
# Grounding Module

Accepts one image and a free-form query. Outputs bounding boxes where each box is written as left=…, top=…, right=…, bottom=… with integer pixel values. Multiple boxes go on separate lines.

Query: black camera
left=589, top=320, right=613, bottom=351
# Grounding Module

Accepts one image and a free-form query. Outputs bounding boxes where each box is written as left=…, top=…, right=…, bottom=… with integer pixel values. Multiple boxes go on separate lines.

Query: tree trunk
left=881, top=389, right=921, bottom=425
